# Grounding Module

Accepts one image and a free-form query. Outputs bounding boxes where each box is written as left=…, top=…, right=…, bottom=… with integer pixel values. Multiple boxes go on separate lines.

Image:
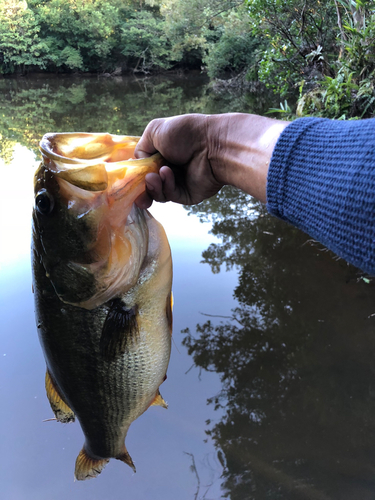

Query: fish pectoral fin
left=116, top=444, right=136, bottom=473
left=100, top=298, right=139, bottom=361
left=166, top=291, right=173, bottom=335
left=151, top=389, right=168, bottom=409
left=45, top=370, right=75, bottom=423
left=75, top=448, right=110, bottom=481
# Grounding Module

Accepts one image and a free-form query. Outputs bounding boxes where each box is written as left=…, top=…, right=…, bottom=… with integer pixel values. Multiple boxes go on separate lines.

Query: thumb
left=134, top=119, right=162, bottom=159
left=134, top=144, right=155, bottom=159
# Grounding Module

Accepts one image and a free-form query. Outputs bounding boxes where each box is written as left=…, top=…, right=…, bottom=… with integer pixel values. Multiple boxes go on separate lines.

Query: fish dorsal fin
left=75, top=447, right=109, bottom=481
left=100, top=298, right=139, bottom=361
left=151, top=389, right=168, bottom=409
left=45, top=370, right=75, bottom=423
left=116, top=444, right=136, bottom=473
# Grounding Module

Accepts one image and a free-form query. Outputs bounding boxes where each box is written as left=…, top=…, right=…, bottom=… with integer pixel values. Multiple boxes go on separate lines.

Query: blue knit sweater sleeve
left=266, top=117, right=375, bottom=275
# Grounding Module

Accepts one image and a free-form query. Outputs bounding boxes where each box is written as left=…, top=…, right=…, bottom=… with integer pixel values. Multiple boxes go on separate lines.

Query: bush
left=205, top=31, right=259, bottom=79
left=119, top=11, right=173, bottom=72
left=0, top=0, right=49, bottom=74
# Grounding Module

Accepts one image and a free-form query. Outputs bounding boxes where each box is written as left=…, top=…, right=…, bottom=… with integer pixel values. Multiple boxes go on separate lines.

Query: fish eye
left=35, top=189, right=54, bottom=215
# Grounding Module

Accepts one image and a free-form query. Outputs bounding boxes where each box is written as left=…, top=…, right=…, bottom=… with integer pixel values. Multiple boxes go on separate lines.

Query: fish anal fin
left=100, top=298, right=139, bottom=361
left=74, top=448, right=109, bottom=481
left=116, top=444, right=136, bottom=473
left=151, top=389, right=168, bottom=409
left=45, top=370, right=75, bottom=423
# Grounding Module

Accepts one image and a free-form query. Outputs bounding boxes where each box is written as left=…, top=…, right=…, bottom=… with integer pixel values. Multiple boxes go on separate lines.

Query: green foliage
left=120, top=11, right=172, bottom=72
left=1, top=0, right=375, bottom=121
left=267, top=99, right=294, bottom=119
left=341, top=13, right=375, bottom=79
left=0, top=0, right=49, bottom=73
left=159, top=0, right=210, bottom=64
left=31, top=0, right=119, bottom=71
left=59, top=46, right=84, bottom=70
left=204, top=8, right=259, bottom=79
left=297, top=71, right=375, bottom=118
left=160, top=0, right=254, bottom=70
left=295, top=4, right=375, bottom=118
left=248, top=0, right=375, bottom=118
left=247, top=0, right=337, bottom=95
left=0, top=0, right=256, bottom=76
left=297, top=68, right=358, bottom=118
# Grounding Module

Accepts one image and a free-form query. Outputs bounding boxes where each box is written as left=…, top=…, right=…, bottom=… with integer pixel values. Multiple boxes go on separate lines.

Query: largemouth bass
left=31, top=132, right=173, bottom=480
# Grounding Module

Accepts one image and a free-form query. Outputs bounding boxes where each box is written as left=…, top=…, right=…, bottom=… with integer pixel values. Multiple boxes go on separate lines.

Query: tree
left=119, top=10, right=173, bottom=72
left=30, top=0, right=119, bottom=71
left=0, top=0, right=49, bottom=73
left=158, top=0, right=249, bottom=69
left=204, top=6, right=259, bottom=79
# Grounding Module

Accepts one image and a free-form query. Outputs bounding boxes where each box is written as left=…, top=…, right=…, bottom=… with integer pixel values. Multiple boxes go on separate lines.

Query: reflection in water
left=0, top=74, right=272, bottom=164
left=2, top=74, right=270, bottom=500
left=2, top=74, right=374, bottom=499
left=184, top=187, right=375, bottom=499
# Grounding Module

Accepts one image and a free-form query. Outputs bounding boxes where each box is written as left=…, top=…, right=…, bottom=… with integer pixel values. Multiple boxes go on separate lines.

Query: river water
left=1, top=74, right=375, bottom=500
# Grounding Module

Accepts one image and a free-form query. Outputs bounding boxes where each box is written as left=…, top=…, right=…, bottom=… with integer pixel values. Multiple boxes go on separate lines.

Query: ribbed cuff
left=266, top=117, right=375, bottom=274
left=267, top=118, right=325, bottom=219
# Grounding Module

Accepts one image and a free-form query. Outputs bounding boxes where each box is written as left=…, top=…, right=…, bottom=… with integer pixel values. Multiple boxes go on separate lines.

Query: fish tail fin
left=74, top=447, right=109, bottom=481
left=116, top=444, right=136, bottom=473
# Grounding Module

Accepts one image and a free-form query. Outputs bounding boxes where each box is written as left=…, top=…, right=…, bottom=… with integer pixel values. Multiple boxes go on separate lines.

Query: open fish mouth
left=39, top=132, right=162, bottom=194
left=34, top=132, right=166, bottom=309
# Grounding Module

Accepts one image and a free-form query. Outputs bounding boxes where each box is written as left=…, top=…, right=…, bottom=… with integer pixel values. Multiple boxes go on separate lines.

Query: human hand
left=134, top=114, right=224, bottom=208
left=134, top=113, right=288, bottom=208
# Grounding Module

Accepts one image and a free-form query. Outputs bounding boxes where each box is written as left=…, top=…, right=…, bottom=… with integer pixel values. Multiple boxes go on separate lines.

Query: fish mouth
left=35, top=132, right=165, bottom=310
left=39, top=133, right=163, bottom=195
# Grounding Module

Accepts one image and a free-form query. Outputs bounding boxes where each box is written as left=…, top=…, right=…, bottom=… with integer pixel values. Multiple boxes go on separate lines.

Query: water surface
left=1, top=74, right=375, bottom=500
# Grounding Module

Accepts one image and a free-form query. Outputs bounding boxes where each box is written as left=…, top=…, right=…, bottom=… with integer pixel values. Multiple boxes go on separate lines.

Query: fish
left=31, top=132, right=173, bottom=480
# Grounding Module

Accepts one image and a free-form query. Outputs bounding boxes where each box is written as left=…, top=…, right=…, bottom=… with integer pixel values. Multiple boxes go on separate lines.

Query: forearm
left=207, top=113, right=288, bottom=203
left=267, top=117, right=375, bottom=275
left=136, top=112, right=375, bottom=273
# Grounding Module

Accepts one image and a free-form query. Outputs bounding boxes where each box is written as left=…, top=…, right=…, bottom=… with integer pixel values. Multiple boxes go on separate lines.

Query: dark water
left=1, top=74, right=375, bottom=500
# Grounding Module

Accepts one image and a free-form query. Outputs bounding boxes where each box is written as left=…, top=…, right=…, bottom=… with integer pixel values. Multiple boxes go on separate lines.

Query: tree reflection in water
left=183, top=186, right=375, bottom=500
left=0, top=75, right=272, bottom=164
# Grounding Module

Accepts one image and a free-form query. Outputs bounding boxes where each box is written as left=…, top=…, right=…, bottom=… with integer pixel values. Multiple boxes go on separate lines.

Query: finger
left=135, top=191, right=153, bottom=209
left=144, top=172, right=167, bottom=203
left=134, top=119, right=163, bottom=159
left=159, top=166, right=179, bottom=202
left=134, top=142, right=156, bottom=159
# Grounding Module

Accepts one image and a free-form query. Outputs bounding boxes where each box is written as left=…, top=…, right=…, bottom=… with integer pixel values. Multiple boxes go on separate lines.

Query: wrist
left=206, top=113, right=288, bottom=203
